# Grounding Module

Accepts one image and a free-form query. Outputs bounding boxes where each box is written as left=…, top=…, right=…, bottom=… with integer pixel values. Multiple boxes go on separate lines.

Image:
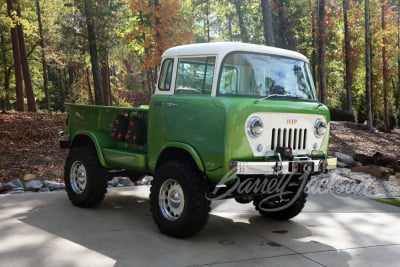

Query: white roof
left=162, top=42, right=309, bottom=63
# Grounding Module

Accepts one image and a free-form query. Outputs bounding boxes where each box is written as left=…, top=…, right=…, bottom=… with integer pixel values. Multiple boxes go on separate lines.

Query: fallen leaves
left=329, top=121, right=400, bottom=163
left=0, top=112, right=68, bottom=184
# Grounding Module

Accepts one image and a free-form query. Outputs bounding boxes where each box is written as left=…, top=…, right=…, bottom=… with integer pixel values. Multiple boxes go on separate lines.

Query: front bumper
left=232, top=157, right=337, bottom=175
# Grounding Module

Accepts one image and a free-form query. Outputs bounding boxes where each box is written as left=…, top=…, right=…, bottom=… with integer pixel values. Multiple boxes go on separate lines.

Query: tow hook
left=319, top=160, right=328, bottom=174
left=273, top=153, right=283, bottom=174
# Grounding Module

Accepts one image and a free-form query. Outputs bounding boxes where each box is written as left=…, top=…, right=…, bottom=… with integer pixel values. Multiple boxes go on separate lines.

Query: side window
left=175, top=56, right=215, bottom=95
left=158, top=58, right=174, bottom=91
left=219, top=66, right=238, bottom=95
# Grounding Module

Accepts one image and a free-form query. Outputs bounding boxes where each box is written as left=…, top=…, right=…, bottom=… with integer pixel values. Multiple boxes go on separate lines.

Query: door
left=162, top=56, right=225, bottom=171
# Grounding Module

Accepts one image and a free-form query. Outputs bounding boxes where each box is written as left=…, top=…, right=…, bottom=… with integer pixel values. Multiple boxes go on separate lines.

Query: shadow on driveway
left=0, top=187, right=358, bottom=266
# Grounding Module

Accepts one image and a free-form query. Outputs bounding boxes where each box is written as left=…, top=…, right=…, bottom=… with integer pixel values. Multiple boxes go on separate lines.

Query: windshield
left=217, top=52, right=317, bottom=101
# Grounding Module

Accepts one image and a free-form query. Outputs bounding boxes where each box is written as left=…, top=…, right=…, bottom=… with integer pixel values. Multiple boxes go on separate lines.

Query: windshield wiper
left=255, top=94, right=304, bottom=103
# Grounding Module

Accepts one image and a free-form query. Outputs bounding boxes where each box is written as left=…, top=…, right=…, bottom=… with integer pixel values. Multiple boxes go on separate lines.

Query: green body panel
left=102, top=148, right=147, bottom=170
left=147, top=94, right=225, bottom=173
left=65, top=103, right=149, bottom=171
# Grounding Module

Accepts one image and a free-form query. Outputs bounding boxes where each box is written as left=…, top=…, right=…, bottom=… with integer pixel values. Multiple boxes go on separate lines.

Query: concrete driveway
left=0, top=186, right=399, bottom=267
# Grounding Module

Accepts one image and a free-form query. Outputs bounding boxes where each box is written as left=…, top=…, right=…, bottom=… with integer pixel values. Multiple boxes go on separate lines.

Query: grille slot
left=270, top=128, right=307, bottom=150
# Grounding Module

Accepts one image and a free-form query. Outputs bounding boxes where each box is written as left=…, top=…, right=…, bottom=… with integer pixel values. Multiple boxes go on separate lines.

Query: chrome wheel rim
left=159, top=179, right=184, bottom=221
left=70, top=161, right=87, bottom=194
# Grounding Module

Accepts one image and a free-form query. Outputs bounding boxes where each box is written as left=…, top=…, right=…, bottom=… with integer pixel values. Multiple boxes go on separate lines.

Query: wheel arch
left=70, top=131, right=109, bottom=168
left=155, top=143, right=205, bottom=173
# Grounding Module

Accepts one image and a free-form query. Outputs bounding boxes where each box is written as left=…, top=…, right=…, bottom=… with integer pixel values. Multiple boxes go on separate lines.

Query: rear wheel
left=64, top=146, right=107, bottom=207
left=150, top=160, right=210, bottom=238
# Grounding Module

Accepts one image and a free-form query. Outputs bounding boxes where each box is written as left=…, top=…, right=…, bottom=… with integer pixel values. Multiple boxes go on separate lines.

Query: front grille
left=270, top=128, right=307, bottom=150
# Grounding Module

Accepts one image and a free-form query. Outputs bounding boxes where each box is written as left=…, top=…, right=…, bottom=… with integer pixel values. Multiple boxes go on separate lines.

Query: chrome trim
left=232, top=157, right=337, bottom=175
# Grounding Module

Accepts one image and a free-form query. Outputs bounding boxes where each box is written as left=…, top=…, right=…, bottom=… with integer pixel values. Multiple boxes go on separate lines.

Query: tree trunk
left=274, top=0, right=288, bottom=48
left=1, top=28, right=10, bottom=111
left=7, top=0, right=24, bottom=112
left=100, top=52, right=111, bottom=106
left=36, top=0, right=50, bottom=112
left=56, top=69, right=65, bottom=111
left=153, top=0, right=163, bottom=60
left=146, top=70, right=152, bottom=103
left=227, top=13, right=234, bottom=41
left=397, top=0, right=400, bottom=111
left=86, top=68, right=94, bottom=105
left=16, top=5, right=36, bottom=112
left=233, top=0, right=249, bottom=42
left=84, top=0, right=103, bottom=105
left=317, top=0, right=327, bottom=104
left=343, top=0, right=353, bottom=114
left=1, top=68, right=11, bottom=112
left=205, top=0, right=210, bottom=42
left=381, top=0, right=390, bottom=131
left=261, top=0, right=275, bottom=46
left=310, top=0, right=317, bottom=83
left=365, top=0, right=374, bottom=131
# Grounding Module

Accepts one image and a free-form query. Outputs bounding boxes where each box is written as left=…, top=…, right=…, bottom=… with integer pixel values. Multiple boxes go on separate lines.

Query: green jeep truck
left=61, top=42, right=336, bottom=237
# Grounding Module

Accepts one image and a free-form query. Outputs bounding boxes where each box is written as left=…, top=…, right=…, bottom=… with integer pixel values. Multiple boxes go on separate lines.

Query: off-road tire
left=150, top=160, right=210, bottom=238
left=64, top=146, right=107, bottom=208
left=253, top=191, right=308, bottom=220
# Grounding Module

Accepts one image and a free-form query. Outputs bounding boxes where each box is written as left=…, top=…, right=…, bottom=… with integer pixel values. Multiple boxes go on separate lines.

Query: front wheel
left=150, top=161, right=210, bottom=238
left=64, top=146, right=108, bottom=208
left=253, top=191, right=308, bottom=220
left=253, top=174, right=309, bottom=220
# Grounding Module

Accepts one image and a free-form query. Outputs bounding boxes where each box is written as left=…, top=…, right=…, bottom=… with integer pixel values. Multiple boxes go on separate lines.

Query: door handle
left=166, top=102, right=178, bottom=107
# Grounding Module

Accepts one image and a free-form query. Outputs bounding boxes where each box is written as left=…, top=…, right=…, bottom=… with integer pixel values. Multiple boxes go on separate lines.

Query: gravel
left=309, top=168, right=400, bottom=199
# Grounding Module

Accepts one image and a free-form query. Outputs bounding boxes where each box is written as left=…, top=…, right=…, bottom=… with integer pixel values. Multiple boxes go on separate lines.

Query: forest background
left=1, top=0, right=399, bottom=131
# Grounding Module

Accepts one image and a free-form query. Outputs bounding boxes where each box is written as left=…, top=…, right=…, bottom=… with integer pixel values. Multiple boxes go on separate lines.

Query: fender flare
left=70, top=130, right=112, bottom=168
left=155, top=142, right=205, bottom=172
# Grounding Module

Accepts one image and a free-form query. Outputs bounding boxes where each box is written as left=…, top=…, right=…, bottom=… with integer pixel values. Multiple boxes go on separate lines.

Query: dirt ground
left=329, top=121, right=400, bottom=163
left=0, top=112, right=68, bottom=184
left=1, top=112, right=400, bottom=184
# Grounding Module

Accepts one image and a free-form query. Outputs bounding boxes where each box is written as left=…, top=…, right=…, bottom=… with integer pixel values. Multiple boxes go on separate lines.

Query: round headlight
left=314, top=119, right=327, bottom=138
left=247, top=117, right=264, bottom=138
